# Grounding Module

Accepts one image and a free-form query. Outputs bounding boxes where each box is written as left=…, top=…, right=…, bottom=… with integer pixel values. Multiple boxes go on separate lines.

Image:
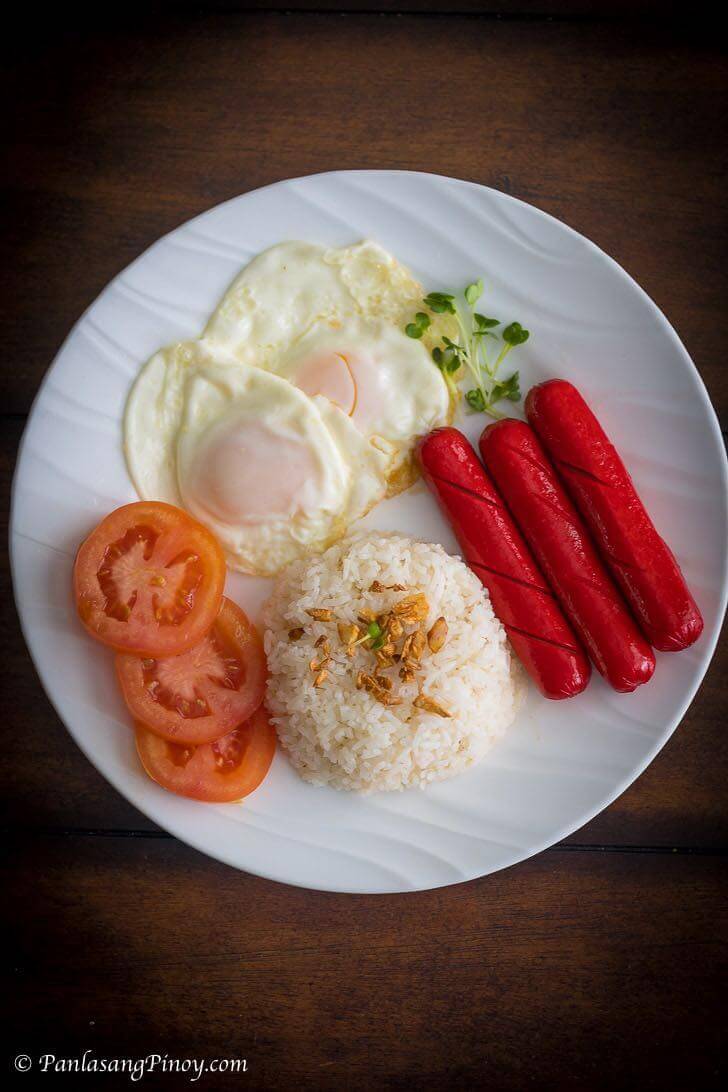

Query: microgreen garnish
left=353, top=620, right=385, bottom=650
left=465, top=388, right=486, bottom=412
left=405, top=278, right=529, bottom=418
left=503, top=322, right=529, bottom=346
left=405, top=312, right=431, bottom=339
left=464, top=279, right=483, bottom=306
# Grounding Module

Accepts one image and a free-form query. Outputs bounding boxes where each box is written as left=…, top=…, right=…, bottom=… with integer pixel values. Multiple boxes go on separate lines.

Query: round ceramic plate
left=11, top=171, right=727, bottom=893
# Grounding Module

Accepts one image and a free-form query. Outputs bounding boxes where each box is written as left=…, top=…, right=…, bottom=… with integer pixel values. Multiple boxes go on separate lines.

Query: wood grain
left=3, top=7, right=727, bottom=1089
left=1, top=13, right=726, bottom=420
left=6, top=836, right=727, bottom=1091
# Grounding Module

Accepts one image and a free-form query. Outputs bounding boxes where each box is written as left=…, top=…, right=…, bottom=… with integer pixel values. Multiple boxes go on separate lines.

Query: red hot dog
left=479, top=419, right=655, bottom=693
left=526, top=379, right=703, bottom=652
left=418, top=428, right=590, bottom=700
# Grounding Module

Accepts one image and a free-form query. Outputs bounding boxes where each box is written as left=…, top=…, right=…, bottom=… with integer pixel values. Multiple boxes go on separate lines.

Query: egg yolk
left=294, top=351, right=357, bottom=416
left=293, top=349, right=396, bottom=436
left=185, top=418, right=323, bottom=524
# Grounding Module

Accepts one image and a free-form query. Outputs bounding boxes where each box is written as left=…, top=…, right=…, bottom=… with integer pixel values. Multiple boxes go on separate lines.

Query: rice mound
left=263, top=531, right=521, bottom=793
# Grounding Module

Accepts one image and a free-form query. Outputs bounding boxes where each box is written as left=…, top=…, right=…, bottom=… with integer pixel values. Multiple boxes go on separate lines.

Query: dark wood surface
left=3, top=5, right=726, bottom=1089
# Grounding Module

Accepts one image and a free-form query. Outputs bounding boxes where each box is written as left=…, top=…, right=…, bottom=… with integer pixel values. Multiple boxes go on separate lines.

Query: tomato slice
left=116, top=597, right=267, bottom=745
left=74, top=501, right=225, bottom=656
left=136, top=707, right=276, bottom=802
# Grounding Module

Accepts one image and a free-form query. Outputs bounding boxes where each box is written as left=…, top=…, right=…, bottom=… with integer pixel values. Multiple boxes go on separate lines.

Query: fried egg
left=204, top=240, right=451, bottom=488
left=124, top=340, right=389, bottom=575
left=274, top=315, right=450, bottom=488
left=204, top=240, right=423, bottom=364
left=124, top=240, right=451, bottom=575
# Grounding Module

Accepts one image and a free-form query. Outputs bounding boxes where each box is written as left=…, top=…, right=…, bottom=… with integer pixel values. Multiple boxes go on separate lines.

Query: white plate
left=10, top=171, right=727, bottom=893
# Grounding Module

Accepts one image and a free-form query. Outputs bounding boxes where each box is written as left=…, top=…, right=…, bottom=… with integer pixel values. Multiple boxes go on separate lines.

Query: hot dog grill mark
left=525, top=379, right=703, bottom=652
left=503, top=624, right=583, bottom=655
left=418, top=427, right=592, bottom=699
left=425, top=472, right=502, bottom=511
left=553, top=461, right=646, bottom=573
left=554, top=458, right=616, bottom=490
left=430, top=473, right=554, bottom=597
left=497, top=444, right=634, bottom=582
left=479, top=417, right=656, bottom=692
left=468, top=559, right=559, bottom=599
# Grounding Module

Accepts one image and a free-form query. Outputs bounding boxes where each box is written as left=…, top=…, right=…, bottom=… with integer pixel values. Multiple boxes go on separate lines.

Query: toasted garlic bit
left=388, top=583, right=406, bottom=592
left=369, top=580, right=386, bottom=593
left=337, top=621, right=360, bottom=646
left=375, top=649, right=395, bottom=671
left=427, top=616, right=448, bottom=653
left=306, top=608, right=333, bottom=621
left=413, top=694, right=451, bottom=718
left=314, top=635, right=331, bottom=654
left=288, top=627, right=305, bottom=641
left=357, top=607, right=377, bottom=624
left=410, top=629, right=427, bottom=661
left=401, top=632, right=423, bottom=663
left=387, top=615, right=404, bottom=641
left=399, top=664, right=416, bottom=683
left=392, top=592, right=429, bottom=624
left=356, top=671, right=399, bottom=707
left=313, top=669, right=328, bottom=688
left=309, top=652, right=331, bottom=673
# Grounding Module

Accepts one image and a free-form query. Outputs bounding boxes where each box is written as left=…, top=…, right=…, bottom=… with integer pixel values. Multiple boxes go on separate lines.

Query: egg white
left=203, top=240, right=424, bottom=364
left=124, top=339, right=389, bottom=575
left=274, top=315, right=450, bottom=486
left=204, top=240, right=452, bottom=490
left=124, top=239, right=453, bottom=575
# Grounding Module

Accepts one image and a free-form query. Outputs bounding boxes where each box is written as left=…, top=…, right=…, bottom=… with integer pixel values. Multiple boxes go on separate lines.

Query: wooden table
left=3, top=4, right=726, bottom=1088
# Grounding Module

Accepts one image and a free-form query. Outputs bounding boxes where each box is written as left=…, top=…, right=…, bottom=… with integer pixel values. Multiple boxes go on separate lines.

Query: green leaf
left=367, top=622, right=382, bottom=640
left=405, top=310, right=432, bottom=339
left=433, top=345, right=461, bottom=374
left=474, top=313, right=499, bottom=330
left=423, top=292, right=456, bottom=315
left=464, top=278, right=484, bottom=306
left=490, top=371, right=521, bottom=403
left=405, top=311, right=431, bottom=339
left=502, top=322, right=530, bottom=346
left=465, top=388, right=486, bottom=412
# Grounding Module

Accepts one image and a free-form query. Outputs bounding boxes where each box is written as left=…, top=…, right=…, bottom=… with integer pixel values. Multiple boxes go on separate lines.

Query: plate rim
left=10, top=168, right=728, bottom=893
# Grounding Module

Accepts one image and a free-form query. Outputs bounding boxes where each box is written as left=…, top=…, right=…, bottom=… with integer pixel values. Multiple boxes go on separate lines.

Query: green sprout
left=405, top=312, right=431, bottom=339
left=405, top=278, right=529, bottom=418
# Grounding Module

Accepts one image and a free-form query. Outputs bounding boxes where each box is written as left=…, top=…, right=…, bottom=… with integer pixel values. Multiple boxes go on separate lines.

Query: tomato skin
left=136, top=707, right=276, bottom=802
left=74, top=501, right=225, bottom=656
left=116, top=598, right=267, bottom=745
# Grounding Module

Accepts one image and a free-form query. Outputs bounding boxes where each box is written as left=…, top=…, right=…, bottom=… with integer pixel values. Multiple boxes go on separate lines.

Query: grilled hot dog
left=526, top=379, right=703, bottom=651
left=479, top=419, right=655, bottom=693
left=418, top=428, right=590, bottom=700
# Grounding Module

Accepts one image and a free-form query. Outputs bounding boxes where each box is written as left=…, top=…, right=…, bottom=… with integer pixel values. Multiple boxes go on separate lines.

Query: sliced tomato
left=116, top=597, right=266, bottom=745
left=74, top=501, right=225, bottom=656
left=136, top=706, right=276, bottom=802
